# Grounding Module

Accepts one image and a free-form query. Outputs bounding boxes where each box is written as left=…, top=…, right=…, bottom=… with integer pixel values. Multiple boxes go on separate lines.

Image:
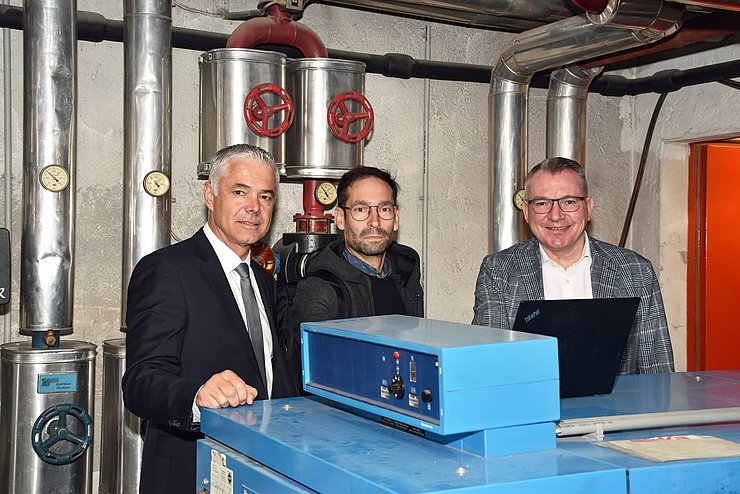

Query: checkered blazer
left=472, top=236, right=674, bottom=374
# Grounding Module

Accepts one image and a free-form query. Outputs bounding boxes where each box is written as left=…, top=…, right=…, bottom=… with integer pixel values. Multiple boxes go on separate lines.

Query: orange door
left=687, top=141, right=740, bottom=370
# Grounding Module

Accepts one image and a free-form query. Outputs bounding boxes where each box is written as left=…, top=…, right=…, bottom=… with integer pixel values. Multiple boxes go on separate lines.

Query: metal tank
left=285, top=58, right=372, bottom=179
left=199, top=48, right=289, bottom=176
left=99, top=338, right=143, bottom=494
left=0, top=341, right=96, bottom=494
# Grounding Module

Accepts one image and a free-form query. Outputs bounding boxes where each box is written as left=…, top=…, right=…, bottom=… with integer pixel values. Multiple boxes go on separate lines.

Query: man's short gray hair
left=208, top=144, right=279, bottom=195
left=524, top=157, right=589, bottom=198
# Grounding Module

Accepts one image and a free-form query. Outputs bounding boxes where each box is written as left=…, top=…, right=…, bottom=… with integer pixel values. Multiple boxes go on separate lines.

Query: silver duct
left=120, top=0, right=172, bottom=328
left=20, top=0, right=77, bottom=335
left=546, top=65, right=603, bottom=164
left=488, top=0, right=684, bottom=253
left=314, top=0, right=574, bottom=31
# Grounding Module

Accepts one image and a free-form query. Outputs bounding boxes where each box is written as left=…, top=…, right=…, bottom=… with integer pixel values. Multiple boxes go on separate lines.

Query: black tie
left=234, top=263, right=267, bottom=392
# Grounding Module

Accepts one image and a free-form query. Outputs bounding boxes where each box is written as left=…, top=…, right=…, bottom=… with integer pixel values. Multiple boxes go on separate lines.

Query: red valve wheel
left=327, top=91, right=374, bottom=143
left=243, top=83, right=295, bottom=138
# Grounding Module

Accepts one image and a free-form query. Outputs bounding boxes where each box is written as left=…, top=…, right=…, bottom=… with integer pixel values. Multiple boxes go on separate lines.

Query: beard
left=346, top=227, right=394, bottom=257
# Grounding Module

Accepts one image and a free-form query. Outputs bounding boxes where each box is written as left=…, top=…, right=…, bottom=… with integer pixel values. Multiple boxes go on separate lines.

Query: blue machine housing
left=301, top=315, right=560, bottom=436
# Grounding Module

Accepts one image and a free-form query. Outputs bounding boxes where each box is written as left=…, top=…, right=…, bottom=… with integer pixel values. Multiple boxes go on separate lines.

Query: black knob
left=389, top=375, right=405, bottom=400
left=421, top=389, right=433, bottom=403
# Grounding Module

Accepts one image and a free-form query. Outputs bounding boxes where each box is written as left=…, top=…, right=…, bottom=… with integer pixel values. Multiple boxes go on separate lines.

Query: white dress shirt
left=193, top=224, right=274, bottom=421
left=540, top=232, right=593, bottom=300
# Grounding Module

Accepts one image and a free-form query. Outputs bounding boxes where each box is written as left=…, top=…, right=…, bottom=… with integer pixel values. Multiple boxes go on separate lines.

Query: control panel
left=306, top=331, right=441, bottom=423
left=302, top=315, right=560, bottom=436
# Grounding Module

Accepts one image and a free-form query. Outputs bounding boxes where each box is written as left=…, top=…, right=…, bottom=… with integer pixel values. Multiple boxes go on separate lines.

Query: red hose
left=226, top=4, right=327, bottom=57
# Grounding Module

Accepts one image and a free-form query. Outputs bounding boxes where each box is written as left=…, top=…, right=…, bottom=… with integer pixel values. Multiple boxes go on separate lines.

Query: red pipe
left=571, top=0, right=608, bottom=13
left=226, top=4, right=327, bottom=57
left=302, top=180, right=325, bottom=217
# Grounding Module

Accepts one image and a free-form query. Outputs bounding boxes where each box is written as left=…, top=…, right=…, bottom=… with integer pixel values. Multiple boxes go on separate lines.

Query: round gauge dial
left=315, top=181, right=337, bottom=206
left=143, top=171, right=170, bottom=197
left=39, top=165, right=70, bottom=192
left=513, top=189, right=526, bottom=210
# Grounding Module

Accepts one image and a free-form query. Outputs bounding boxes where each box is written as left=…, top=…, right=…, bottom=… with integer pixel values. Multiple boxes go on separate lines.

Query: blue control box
left=301, top=315, right=560, bottom=436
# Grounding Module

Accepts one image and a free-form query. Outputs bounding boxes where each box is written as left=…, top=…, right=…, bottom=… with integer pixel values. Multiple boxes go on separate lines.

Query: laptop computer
left=512, top=297, right=640, bottom=398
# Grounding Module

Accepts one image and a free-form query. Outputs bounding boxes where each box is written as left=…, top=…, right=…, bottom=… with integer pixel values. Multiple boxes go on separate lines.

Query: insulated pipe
left=2, top=0, right=12, bottom=343
left=20, top=0, right=77, bottom=336
left=120, top=0, right=172, bottom=329
left=546, top=65, right=602, bottom=164
left=226, top=4, right=327, bottom=57
left=313, top=0, right=574, bottom=32
left=488, top=0, right=683, bottom=253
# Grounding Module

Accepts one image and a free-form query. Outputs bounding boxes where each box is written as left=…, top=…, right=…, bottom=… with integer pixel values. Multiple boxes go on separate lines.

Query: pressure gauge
left=315, top=181, right=337, bottom=207
left=39, top=165, right=70, bottom=192
left=513, top=189, right=526, bottom=210
left=143, top=171, right=170, bottom=197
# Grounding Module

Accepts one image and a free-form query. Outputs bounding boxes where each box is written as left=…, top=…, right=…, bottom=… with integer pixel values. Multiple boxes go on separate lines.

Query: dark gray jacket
left=291, top=239, right=424, bottom=330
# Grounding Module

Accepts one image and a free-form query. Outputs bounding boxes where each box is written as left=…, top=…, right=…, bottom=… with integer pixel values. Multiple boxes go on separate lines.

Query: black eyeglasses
left=526, top=196, right=586, bottom=214
left=341, top=203, right=397, bottom=221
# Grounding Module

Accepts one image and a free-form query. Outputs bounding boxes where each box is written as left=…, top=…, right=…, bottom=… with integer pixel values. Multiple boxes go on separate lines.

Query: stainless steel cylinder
left=20, top=0, right=77, bottom=335
left=199, top=48, right=288, bottom=173
left=0, top=341, right=96, bottom=494
left=99, top=338, right=143, bottom=494
left=285, top=58, right=369, bottom=179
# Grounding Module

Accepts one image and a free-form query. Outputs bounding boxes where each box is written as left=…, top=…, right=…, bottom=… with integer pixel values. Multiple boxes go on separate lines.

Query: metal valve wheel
left=327, top=91, right=375, bottom=143
left=31, top=403, right=93, bottom=465
left=243, top=83, right=295, bottom=137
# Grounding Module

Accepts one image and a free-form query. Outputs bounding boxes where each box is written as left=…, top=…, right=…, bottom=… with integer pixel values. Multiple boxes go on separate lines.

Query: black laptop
left=512, top=297, right=640, bottom=398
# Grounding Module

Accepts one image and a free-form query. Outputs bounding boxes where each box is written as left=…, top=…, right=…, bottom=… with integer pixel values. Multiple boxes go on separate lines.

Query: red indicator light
left=393, top=351, right=400, bottom=359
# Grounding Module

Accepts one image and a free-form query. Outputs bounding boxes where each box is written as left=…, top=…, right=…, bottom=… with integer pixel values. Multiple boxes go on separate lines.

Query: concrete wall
left=1, top=0, right=737, bottom=483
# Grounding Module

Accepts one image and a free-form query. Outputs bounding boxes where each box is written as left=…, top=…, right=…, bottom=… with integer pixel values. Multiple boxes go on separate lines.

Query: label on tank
left=37, top=373, right=78, bottom=393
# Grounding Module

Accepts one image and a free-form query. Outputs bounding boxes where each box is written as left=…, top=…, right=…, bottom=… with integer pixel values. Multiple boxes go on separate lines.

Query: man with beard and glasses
left=288, top=167, right=424, bottom=358
left=472, top=157, right=674, bottom=374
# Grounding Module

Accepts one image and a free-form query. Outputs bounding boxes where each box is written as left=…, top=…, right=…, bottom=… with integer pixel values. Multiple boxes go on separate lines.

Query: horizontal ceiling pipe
left=1, top=5, right=737, bottom=93
left=310, top=0, right=575, bottom=33
left=581, top=10, right=740, bottom=69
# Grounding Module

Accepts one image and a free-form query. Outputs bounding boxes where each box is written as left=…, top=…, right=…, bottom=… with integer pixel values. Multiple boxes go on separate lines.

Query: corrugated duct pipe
left=20, top=0, right=77, bottom=337
left=546, top=65, right=603, bottom=164
left=120, top=0, right=172, bottom=329
left=488, top=0, right=684, bottom=253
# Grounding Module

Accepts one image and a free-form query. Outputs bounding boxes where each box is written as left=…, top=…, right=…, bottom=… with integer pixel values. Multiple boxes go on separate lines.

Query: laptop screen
left=512, top=297, right=640, bottom=398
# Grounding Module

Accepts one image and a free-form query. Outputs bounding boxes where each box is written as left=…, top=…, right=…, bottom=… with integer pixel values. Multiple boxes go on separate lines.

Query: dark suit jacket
left=122, top=228, right=297, bottom=494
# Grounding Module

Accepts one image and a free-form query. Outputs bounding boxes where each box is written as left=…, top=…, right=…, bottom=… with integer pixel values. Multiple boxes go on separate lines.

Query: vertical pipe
left=121, top=0, right=172, bottom=329
left=421, top=24, right=431, bottom=313
left=20, top=0, right=76, bottom=335
left=488, top=61, right=529, bottom=254
left=2, top=0, right=12, bottom=343
left=546, top=65, right=602, bottom=164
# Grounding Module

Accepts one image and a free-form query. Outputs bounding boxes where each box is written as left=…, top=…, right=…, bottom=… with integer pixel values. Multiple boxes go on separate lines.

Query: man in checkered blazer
left=473, top=157, right=674, bottom=374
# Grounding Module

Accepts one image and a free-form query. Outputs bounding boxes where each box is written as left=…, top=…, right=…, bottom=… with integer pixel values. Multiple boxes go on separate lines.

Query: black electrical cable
left=718, top=78, right=740, bottom=90
left=618, top=93, right=669, bottom=248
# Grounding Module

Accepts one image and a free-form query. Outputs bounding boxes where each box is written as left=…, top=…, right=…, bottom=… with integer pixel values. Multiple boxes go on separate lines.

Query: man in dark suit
left=122, top=144, right=298, bottom=493
left=473, top=157, right=674, bottom=374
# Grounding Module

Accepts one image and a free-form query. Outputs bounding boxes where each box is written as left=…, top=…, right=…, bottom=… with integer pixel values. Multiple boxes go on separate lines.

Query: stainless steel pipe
left=546, top=65, right=603, bottom=164
left=120, top=0, right=172, bottom=327
left=20, top=0, right=77, bottom=335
